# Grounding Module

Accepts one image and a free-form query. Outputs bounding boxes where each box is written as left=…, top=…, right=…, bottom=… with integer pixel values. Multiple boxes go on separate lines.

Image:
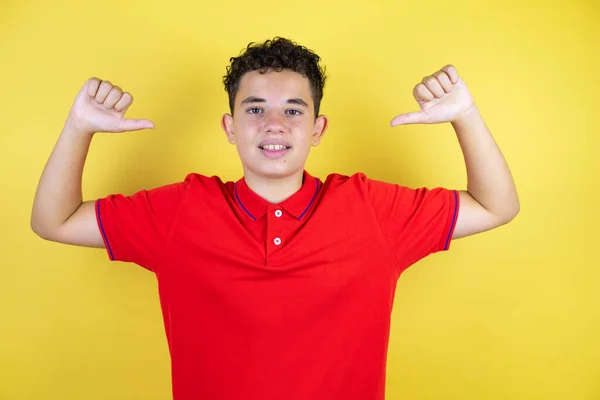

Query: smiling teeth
left=262, top=144, right=288, bottom=151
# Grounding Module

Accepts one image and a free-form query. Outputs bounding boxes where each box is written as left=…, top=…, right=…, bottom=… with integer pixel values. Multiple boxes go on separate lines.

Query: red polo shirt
left=95, top=171, right=459, bottom=400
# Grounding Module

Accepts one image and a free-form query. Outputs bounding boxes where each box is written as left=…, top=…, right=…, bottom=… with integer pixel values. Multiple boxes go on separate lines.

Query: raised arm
left=390, top=65, right=519, bottom=239
left=30, top=78, right=155, bottom=247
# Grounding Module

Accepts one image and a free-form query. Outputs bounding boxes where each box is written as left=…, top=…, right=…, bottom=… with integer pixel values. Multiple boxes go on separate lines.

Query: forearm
left=452, top=107, right=519, bottom=221
left=31, top=119, right=94, bottom=236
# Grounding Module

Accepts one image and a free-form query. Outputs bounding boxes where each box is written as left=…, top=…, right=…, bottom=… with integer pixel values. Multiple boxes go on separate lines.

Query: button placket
left=267, top=206, right=285, bottom=256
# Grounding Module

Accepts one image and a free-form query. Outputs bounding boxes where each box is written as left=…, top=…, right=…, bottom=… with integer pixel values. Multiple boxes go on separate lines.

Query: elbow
left=30, top=214, right=41, bottom=236
left=512, top=201, right=521, bottom=220
left=497, top=201, right=520, bottom=226
left=30, top=216, right=53, bottom=241
left=30, top=218, right=46, bottom=240
left=495, top=188, right=520, bottom=225
left=508, top=195, right=521, bottom=221
left=506, top=207, right=520, bottom=224
left=30, top=205, right=46, bottom=239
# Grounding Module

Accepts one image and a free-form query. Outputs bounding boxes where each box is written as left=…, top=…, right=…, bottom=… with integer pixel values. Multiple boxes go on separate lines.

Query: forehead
left=236, top=69, right=313, bottom=102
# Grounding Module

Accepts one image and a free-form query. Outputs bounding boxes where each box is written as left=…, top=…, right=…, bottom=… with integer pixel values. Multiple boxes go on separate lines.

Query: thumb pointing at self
left=390, top=111, right=428, bottom=127
left=113, top=118, right=155, bottom=132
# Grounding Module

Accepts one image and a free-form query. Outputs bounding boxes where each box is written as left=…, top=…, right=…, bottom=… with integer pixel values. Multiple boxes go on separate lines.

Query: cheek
left=233, top=126, right=256, bottom=145
left=293, top=118, right=312, bottom=128
left=291, top=118, right=313, bottom=133
left=300, top=124, right=316, bottom=143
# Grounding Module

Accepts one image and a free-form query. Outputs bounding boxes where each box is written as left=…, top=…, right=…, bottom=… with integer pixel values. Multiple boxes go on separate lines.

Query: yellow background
left=1, top=0, right=598, bottom=398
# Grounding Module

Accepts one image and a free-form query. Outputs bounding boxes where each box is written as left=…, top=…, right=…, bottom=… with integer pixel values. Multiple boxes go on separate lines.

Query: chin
left=245, top=160, right=303, bottom=180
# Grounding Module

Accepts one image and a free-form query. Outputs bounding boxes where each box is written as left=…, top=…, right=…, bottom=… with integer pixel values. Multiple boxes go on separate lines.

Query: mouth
left=258, top=144, right=291, bottom=159
left=258, top=144, right=291, bottom=151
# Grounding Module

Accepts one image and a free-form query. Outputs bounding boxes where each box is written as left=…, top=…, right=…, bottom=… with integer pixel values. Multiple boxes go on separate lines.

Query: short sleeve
left=95, top=178, right=190, bottom=270
left=366, top=177, right=459, bottom=273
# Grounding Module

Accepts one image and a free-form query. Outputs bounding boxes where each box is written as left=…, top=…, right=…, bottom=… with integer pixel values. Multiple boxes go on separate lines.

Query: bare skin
left=31, top=65, right=519, bottom=248
left=30, top=78, right=154, bottom=247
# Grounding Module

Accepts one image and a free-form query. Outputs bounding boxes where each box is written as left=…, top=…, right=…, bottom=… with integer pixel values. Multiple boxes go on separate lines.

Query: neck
left=243, top=170, right=304, bottom=204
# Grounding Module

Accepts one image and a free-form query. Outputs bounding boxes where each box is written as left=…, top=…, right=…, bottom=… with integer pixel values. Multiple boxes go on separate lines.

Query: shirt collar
left=234, top=171, right=321, bottom=220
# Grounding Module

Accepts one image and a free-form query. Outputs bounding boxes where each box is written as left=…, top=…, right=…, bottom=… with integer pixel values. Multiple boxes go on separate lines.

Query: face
left=221, top=68, right=328, bottom=181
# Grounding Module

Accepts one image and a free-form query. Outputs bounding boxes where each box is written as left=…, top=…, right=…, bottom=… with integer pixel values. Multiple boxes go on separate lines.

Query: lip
left=258, top=140, right=292, bottom=159
left=260, top=148, right=290, bottom=159
left=258, top=139, right=292, bottom=147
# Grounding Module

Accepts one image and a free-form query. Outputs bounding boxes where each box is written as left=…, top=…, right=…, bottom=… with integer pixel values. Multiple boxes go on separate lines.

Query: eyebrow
left=240, top=96, right=309, bottom=108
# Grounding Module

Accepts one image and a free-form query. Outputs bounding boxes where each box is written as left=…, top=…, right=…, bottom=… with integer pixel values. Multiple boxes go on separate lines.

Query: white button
left=273, top=237, right=282, bottom=246
left=274, top=210, right=283, bottom=218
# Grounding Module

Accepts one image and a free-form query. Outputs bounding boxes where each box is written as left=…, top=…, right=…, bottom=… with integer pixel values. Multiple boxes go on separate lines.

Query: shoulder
left=321, top=172, right=452, bottom=210
left=319, top=172, right=404, bottom=206
left=124, top=173, right=230, bottom=203
left=179, top=172, right=239, bottom=203
left=182, top=172, right=231, bottom=190
left=183, top=172, right=225, bottom=185
left=322, top=172, right=410, bottom=193
left=323, top=172, right=369, bottom=188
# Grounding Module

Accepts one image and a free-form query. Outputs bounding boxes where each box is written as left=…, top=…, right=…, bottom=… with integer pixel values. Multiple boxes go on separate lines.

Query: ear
left=311, top=114, right=329, bottom=146
left=221, top=113, right=236, bottom=144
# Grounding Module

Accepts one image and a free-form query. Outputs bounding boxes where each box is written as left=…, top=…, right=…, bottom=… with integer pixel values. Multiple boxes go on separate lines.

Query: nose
left=264, top=111, right=287, bottom=134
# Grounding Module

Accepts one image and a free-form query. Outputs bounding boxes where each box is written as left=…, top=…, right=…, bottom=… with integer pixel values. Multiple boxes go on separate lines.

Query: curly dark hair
left=223, top=37, right=327, bottom=118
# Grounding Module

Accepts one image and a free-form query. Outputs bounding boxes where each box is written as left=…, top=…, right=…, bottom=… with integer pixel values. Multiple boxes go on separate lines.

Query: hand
left=67, top=78, right=155, bottom=135
left=390, top=65, right=476, bottom=126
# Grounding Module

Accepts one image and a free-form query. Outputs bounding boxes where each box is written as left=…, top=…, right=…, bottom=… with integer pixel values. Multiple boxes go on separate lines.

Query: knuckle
left=414, top=84, right=427, bottom=96
left=444, top=65, right=457, bottom=78
left=422, top=76, right=435, bottom=85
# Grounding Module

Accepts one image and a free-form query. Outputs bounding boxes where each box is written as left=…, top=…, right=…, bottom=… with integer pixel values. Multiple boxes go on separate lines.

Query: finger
left=413, top=83, right=434, bottom=102
left=390, top=111, right=427, bottom=126
left=422, top=76, right=445, bottom=98
left=114, top=92, right=133, bottom=112
left=95, top=81, right=113, bottom=103
left=103, top=86, right=123, bottom=109
left=114, top=118, right=155, bottom=132
left=434, top=71, right=453, bottom=93
left=441, top=65, right=459, bottom=84
left=86, top=78, right=101, bottom=97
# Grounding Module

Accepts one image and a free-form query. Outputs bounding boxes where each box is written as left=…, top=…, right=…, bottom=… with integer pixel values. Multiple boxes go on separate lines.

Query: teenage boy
left=31, top=37, right=519, bottom=399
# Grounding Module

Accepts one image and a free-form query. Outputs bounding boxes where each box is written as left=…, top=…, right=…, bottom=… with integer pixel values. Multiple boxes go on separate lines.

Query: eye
left=287, top=109, right=302, bottom=116
left=247, top=107, right=262, bottom=114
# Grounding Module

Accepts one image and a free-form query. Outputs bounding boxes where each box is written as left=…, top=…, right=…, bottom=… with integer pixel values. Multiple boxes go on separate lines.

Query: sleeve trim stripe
left=96, top=199, right=115, bottom=261
left=444, top=190, right=459, bottom=250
